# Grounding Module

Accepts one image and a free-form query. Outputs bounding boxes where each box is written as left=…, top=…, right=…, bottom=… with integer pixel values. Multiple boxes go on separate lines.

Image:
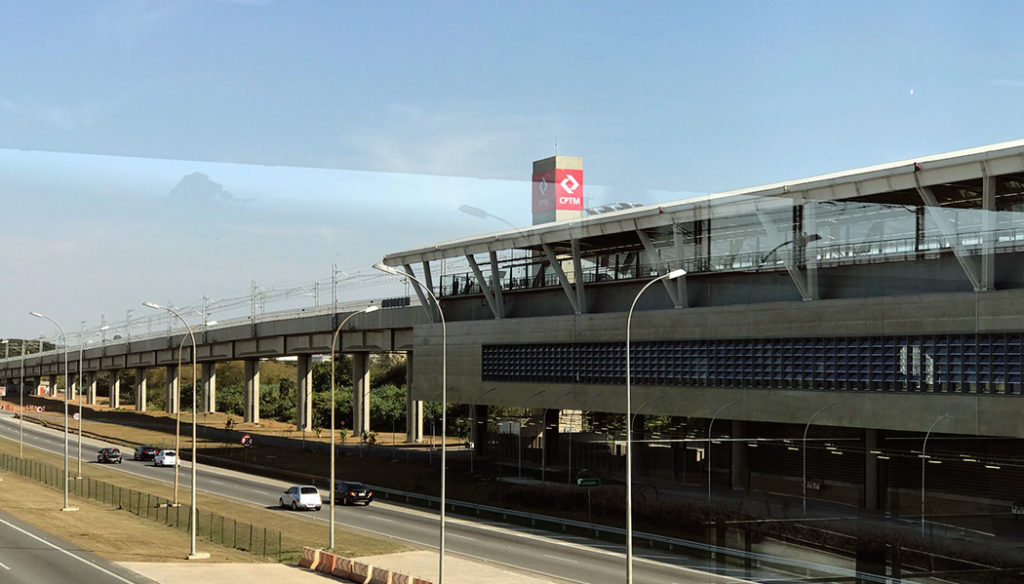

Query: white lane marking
left=0, top=518, right=139, bottom=583
left=544, top=554, right=578, bottom=563
left=0, top=561, right=9, bottom=569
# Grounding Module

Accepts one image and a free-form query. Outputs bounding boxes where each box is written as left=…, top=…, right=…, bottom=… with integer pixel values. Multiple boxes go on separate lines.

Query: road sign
left=241, top=434, right=254, bottom=448
left=73, top=413, right=80, bottom=421
left=577, top=477, right=600, bottom=488
left=0, top=386, right=6, bottom=397
left=35, top=406, right=43, bottom=413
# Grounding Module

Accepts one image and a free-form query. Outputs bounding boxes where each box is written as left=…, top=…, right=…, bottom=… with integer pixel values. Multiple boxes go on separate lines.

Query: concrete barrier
left=369, top=566, right=392, bottom=584
left=299, top=547, right=320, bottom=570
left=349, top=561, right=372, bottom=584
left=331, top=558, right=354, bottom=580
left=298, top=551, right=432, bottom=584
left=316, top=551, right=337, bottom=575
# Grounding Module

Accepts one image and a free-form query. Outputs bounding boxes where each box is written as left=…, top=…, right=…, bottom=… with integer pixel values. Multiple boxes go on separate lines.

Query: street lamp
left=801, top=401, right=837, bottom=516
left=329, top=304, right=380, bottom=550
left=625, top=267, right=685, bottom=584
left=30, top=311, right=76, bottom=512
left=142, top=301, right=208, bottom=560
left=374, top=261, right=448, bottom=584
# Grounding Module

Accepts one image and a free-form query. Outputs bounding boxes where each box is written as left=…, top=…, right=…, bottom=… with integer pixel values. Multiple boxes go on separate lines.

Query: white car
left=154, top=449, right=178, bottom=467
left=280, top=485, right=322, bottom=511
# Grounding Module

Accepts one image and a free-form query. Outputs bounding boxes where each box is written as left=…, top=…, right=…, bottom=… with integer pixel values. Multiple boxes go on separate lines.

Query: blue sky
left=3, top=0, right=1023, bottom=338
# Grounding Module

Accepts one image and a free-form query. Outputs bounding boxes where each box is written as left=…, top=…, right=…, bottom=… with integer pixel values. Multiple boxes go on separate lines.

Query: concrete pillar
left=352, top=353, right=371, bottom=436
left=135, top=368, right=147, bottom=411
left=472, top=404, right=488, bottom=455
left=243, top=359, right=260, bottom=423
left=542, top=407, right=559, bottom=467
left=165, top=365, right=179, bottom=414
left=405, top=352, right=423, bottom=443
left=87, top=372, right=98, bottom=405
left=110, top=370, right=121, bottom=409
left=69, top=374, right=79, bottom=400
left=296, top=355, right=313, bottom=431
left=201, top=362, right=217, bottom=413
left=731, top=419, right=749, bottom=491
left=865, top=428, right=879, bottom=512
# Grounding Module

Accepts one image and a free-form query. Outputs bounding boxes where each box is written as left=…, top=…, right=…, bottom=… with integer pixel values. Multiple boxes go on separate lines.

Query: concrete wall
left=410, top=288, right=1024, bottom=438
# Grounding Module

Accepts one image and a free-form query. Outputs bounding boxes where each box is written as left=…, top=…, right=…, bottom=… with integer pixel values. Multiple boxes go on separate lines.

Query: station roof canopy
left=380, top=139, right=1024, bottom=267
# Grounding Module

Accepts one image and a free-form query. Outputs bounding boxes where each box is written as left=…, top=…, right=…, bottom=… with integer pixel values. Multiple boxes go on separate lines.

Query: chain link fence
left=0, top=453, right=288, bottom=561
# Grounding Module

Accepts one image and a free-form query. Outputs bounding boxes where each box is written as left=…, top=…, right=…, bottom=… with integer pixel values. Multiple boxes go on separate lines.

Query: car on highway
left=133, top=445, right=159, bottom=461
left=153, top=449, right=178, bottom=467
left=96, top=447, right=122, bottom=464
left=280, top=485, right=322, bottom=511
left=335, top=481, right=373, bottom=506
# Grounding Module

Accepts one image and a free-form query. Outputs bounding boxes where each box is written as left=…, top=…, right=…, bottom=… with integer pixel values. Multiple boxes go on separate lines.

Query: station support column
left=352, top=353, right=371, bottom=436
left=201, top=362, right=217, bottom=413
left=134, top=368, right=147, bottom=411
left=296, top=354, right=312, bottom=431
left=243, top=359, right=260, bottom=423
left=165, top=365, right=179, bottom=414
left=405, top=352, right=423, bottom=443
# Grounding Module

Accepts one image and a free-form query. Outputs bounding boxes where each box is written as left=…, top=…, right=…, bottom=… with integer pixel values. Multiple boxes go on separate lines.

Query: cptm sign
left=532, top=168, right=584, bottom=213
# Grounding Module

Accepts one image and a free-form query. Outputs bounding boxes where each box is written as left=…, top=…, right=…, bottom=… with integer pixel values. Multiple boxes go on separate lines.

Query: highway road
left=0, top=415, right=761, bottom=584
left=0, top=507, right=158, bottom=584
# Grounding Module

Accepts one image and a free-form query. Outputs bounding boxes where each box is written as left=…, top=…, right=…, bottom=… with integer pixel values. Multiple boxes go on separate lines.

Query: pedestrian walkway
left=120, top=550, right=563, bottom=584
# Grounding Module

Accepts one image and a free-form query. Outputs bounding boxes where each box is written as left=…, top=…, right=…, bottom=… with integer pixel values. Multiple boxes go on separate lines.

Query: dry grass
left=0, top=469, right=264, bottom=562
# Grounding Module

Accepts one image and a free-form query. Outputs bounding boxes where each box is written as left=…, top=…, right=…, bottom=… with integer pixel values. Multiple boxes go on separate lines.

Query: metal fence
left=0, top=452, right=288, bottom=561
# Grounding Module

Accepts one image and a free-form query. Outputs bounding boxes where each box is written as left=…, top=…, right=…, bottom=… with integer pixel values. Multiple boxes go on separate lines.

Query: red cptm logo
left=555, top=169, right=583, bottom=210
left=532, top=168, right=583, bottom=213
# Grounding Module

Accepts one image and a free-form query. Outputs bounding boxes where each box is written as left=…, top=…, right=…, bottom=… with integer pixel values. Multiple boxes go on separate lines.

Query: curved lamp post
left=802, top=401, right=838, bottom=516
left=626, top=267, right=685, bottom=584
left=374, top=261, right=447, bottom=584
left=329, top=304, right=380, bottom=550
left=30, top=311, right=75, bottom=511
left=142, top=301, right=208, bottom=560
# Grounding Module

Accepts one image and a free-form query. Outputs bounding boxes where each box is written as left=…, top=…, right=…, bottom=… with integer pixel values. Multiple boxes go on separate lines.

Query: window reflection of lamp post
left=921, top=410, right=961, bottom=536
left=329, top=304, right=380, bottom=550
left=30, top=311, right=76, bottom=512
left=76, top=325, right=109, bottom=479
left=802, top=402, right=837, bottom=516
left=373, top=261, right=448, bottom=584
left=707, top=400, right=738, bottom=504
left=625, top=268, right=685, bottom=584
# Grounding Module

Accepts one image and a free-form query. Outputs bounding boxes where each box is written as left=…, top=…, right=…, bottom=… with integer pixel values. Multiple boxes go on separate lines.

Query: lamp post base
left=61, top=506, right=79, bottom=512
left=187, top=552, right=211, bottom=561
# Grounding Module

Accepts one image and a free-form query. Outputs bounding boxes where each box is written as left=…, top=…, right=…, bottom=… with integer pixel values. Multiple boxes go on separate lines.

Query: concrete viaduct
left=0, top=305, right=428, bottom=441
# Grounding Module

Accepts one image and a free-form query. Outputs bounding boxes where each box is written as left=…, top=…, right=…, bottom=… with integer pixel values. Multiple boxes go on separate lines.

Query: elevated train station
left=379, top=141, right=1024, bottom=512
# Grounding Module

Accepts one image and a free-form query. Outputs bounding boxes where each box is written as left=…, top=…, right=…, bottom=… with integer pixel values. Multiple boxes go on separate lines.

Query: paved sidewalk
left=120, top=551, right=563, bottom=584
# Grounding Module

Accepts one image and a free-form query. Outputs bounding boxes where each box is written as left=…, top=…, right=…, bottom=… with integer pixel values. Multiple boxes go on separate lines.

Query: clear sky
left=3, top=0, right=1023, bottom=339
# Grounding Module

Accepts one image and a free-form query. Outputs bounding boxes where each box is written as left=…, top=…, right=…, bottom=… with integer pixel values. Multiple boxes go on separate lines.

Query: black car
left=97, top=447, right=122, bottom=464
left=335, top=481, right=373, bottom=506
left=133, top=445, right=159, bottom=461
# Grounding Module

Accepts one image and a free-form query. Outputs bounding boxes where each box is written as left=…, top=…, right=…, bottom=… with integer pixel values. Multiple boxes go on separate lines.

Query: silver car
left=280, top=485, right=322, bottom=511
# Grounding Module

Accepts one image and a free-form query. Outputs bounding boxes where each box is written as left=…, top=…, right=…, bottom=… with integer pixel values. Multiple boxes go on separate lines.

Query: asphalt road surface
left=0, top=507, right=158, bottom=584
left=0, top=415, right=760, bottom=584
